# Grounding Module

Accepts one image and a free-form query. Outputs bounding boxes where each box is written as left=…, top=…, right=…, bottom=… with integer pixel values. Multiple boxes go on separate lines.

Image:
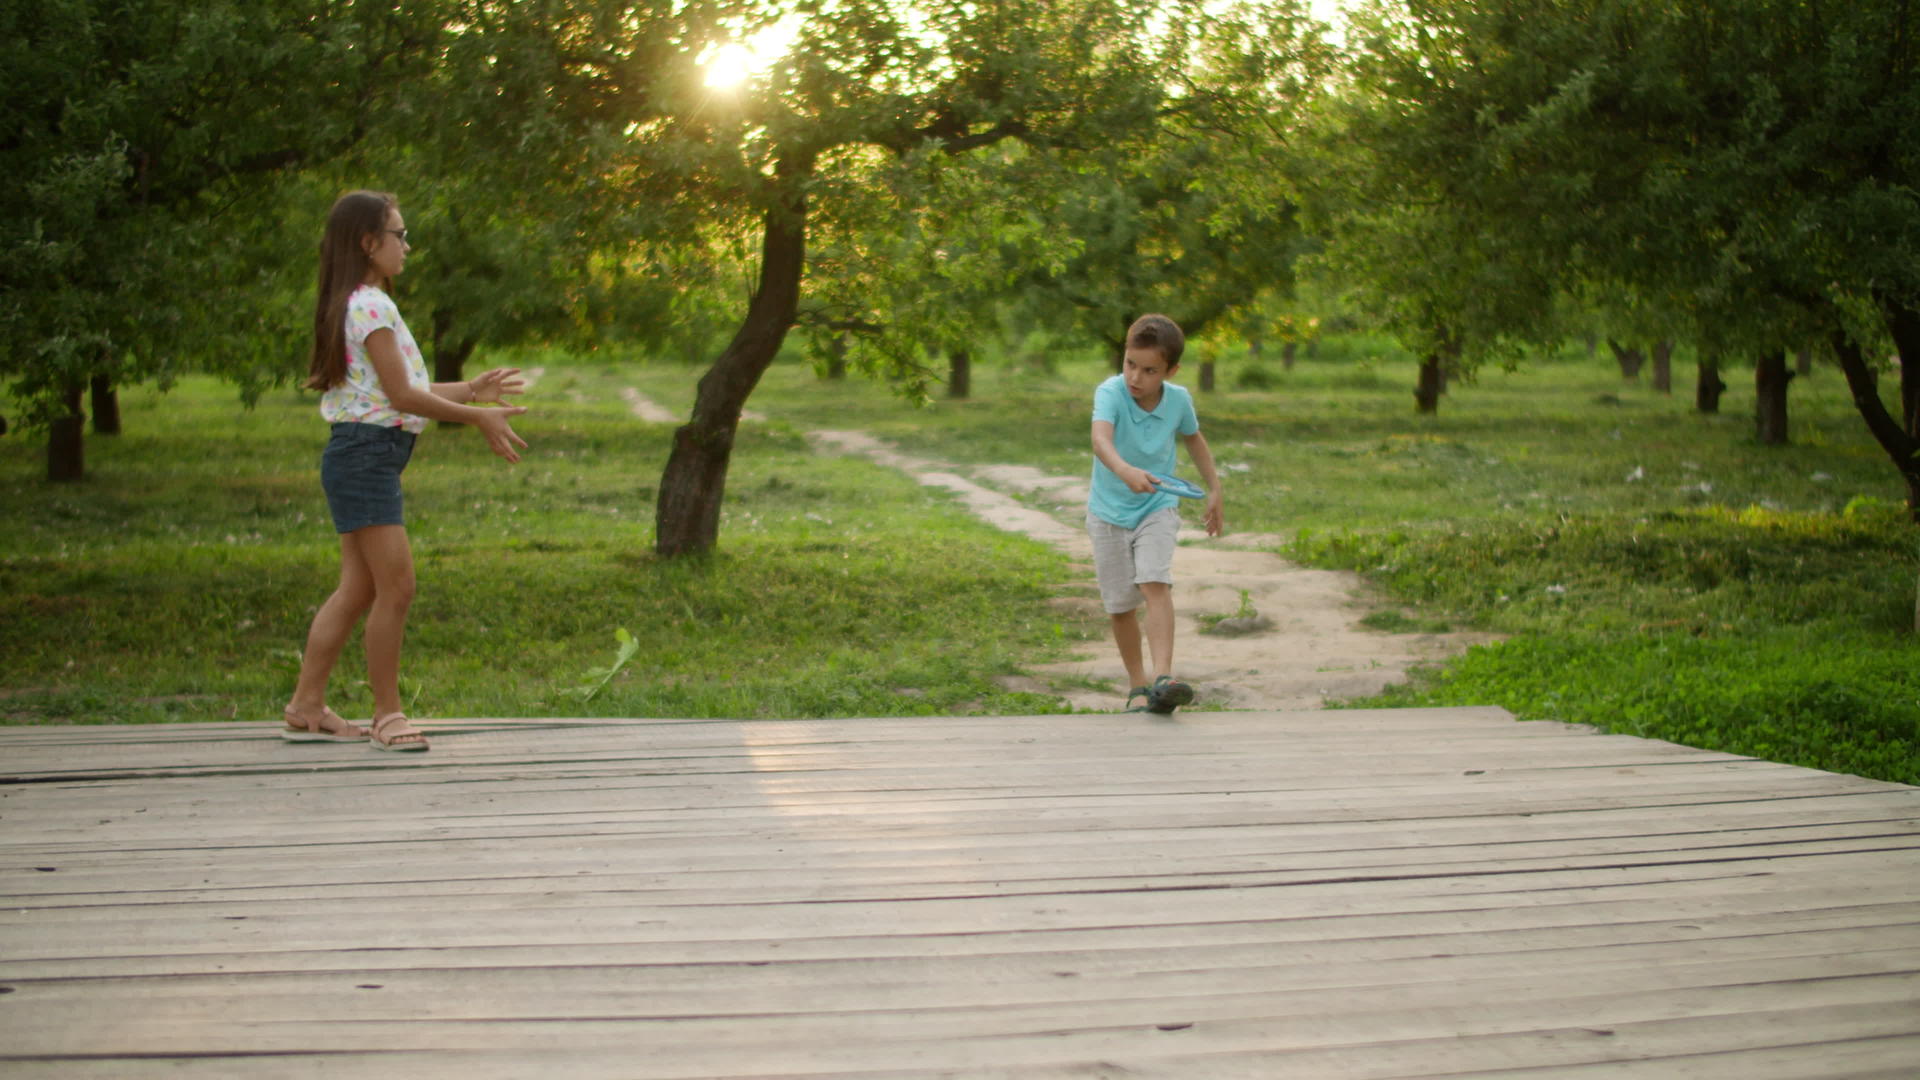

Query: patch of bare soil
left=807, top=429, right=1500, bottom=713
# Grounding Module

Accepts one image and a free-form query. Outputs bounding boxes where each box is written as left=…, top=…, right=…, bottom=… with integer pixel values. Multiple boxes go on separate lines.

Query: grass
left=609, top=338, right=1917, bottom=783
left=3, top=337, right=1916, bottom=783
left=0, top=364, right=1080, bottom=725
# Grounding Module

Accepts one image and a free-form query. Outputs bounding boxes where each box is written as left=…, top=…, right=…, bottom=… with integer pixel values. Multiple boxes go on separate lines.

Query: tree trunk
left=947, top=348, right=970, bottom=399
left=1833, top=329, right=1920, bottom=521
left=1414, top=352, right=1444, bottom=414
left=1795, top=347, right=1814, bottom=377
left=1306, top=338, right=1318, bottom=361
left=1905, top=351, right=1917, bottom=438
left=431, top=319, right=478, bottom=427
left=89, top=374, right=120, bottom=435
left=1584, top=333, right=1597, bottom=359
left=1651, top=340, right=1673, bottom=394
left=432, top=337, right=475, bottom=384
left=655, top=165, right=810, bottom=557
left=1606, top=339, right=1644, bottom=381
left=48, top=381, right=85, bottom=483
left=823, top=335, right=848, bottom=381
left=1281, top=341, right=1297, bottom=370
left=1198, top=360, right=1214, bottom=392
left=1889, top=301, right=1920, bottom=438
left=1696, top=355, right=1727, bottom=413
left=1754, top=348, right=1793, bottom=445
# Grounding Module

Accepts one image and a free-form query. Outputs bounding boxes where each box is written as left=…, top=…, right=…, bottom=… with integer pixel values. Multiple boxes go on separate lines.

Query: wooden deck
left=1, top=707, right=1916, bottom=1078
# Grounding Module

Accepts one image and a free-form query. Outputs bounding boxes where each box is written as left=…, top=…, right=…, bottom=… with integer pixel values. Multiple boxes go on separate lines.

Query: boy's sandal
left=1146, top=675, right=1195, bottom=715
left=1124, top=686, right=1153, bottom=713
left=281, top=705, right=368, bottom=743
left=369, top=712, right=430, bottom=753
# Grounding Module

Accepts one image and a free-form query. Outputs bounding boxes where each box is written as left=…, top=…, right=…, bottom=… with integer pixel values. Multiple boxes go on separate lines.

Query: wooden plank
left=15, top=1030, right=1919, bottom=1080
left=6, top=936, right=1913, bottom=1019
left=0, top=706, right=1914, bottom=1078
left=5, top=900, right=1913, bottom=979
left=8, top=832, right=1914, bottom=913
left=0, top=710, right=1754, bottom=784
left=1, top=980, right=1913, bottom=1068
left=7, top=864, right=1918, bottom=965
left=7, top=773, right=1904, bottom=850
left=8, top=827, right=1913, bottom=912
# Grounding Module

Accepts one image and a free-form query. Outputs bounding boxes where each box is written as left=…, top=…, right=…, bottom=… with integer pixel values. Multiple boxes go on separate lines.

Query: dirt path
left=611, top=388, right=1495, bottom=711
left=621, top=388, right=763, bottom=425
left=620, top=387, right=676, bottom=423
left=806, top=429, right=1499, bottom=713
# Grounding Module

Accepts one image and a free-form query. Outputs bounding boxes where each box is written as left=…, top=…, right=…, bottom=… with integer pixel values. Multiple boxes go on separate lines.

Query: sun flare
left=702, top=43, right=756, bottom=90
left=700, top=16, right=801, bottom=91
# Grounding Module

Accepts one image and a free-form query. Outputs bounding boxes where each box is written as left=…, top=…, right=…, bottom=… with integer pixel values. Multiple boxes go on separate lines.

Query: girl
left=282, top=190, right=528, bottom=752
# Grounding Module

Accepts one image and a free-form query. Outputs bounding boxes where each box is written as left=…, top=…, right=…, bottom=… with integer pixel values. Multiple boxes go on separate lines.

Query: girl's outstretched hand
left=470, top=367, right=526, bottom=404
left=478, top=406, right=530, bottom=463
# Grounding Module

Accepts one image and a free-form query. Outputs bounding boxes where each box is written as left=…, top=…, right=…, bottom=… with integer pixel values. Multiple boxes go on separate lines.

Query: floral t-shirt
left=319, top=284, right=429, bottom=433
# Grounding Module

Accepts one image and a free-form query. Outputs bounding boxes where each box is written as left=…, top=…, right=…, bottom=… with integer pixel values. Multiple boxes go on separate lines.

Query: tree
left=640, top=0, right=1221, bottom=557
left=1301, top=72, right=1566, bottom=414
left=338, top=0, right=703, bottom=387
left=1011, top=4, right=1334, bottom=367
left=1338, top=0, right=1920, bottom=495
left=795, top=144, right=1077, bottom=403
left=0, top=0, right=442, bottom=480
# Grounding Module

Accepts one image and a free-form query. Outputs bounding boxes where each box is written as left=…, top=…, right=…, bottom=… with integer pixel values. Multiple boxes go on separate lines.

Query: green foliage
left=0, top=1, right=439, bottom=429
left=1362, top=632, right=1919, bottom=786
left=1235, top=365, right=1282, bottom=390
left=561, top=627, right=640, bottom=703
left=1358, top=610, right=1451, bottom=634
left=1277, top=408, right=1919, bottom=784
left=1007, top=1, right=1336, bottom=355
left=342, top=0, right=721, bottom=378
left=1288, top=508, right=1915, bottom=639
left=1197, top=588, right=1258, bottom=631
left=1331, top=0, right=1920, bottom=486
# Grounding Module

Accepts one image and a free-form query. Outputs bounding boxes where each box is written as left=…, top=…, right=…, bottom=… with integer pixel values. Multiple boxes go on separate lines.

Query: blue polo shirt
left=1088, top=374, right=1199, bottom=529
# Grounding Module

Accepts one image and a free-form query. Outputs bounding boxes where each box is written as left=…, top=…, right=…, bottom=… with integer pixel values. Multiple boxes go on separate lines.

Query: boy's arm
left=1093, top=420, right=1158, bottom=494
left=1183, top=430, right=1225, bottom=537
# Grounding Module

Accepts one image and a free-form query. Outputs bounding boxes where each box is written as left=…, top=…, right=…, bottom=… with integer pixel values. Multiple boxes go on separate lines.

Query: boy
left=1087, top=314, right=1223, bottom=714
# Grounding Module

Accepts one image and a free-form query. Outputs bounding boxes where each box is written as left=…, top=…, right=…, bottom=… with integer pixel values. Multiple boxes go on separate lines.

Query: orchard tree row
left=4, top=0, right=1915, bottom=554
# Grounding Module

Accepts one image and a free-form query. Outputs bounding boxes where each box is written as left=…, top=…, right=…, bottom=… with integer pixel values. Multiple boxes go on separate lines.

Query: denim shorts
left=320, top=423, right=416, bottom=533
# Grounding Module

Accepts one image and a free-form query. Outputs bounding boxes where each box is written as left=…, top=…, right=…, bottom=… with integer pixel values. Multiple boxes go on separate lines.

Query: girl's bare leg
left=288, top=535, right=376, bottom=712
left=351, top=524, right=416, bottom=719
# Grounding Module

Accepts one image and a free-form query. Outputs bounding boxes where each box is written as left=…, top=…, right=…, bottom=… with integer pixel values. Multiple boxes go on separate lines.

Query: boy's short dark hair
left=1127, top=314, right=1185, bottom=368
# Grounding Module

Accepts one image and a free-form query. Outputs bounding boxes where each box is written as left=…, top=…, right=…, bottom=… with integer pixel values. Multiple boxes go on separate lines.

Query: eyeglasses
left=383, top=228, right=410, bottom=244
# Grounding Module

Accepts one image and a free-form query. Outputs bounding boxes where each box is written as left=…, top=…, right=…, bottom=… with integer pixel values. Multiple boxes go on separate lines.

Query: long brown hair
left=305, top=190, right=398, bottom=391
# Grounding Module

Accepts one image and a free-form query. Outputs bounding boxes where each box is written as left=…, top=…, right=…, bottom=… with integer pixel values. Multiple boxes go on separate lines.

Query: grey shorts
left=320, top=422, right=416, bottom=533
left=1087, top=506, right=1181, bottom=614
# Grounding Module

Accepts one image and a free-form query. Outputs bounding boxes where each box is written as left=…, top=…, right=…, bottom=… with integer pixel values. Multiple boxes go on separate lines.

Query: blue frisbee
left=1150, top=472, right=1205, bottom=499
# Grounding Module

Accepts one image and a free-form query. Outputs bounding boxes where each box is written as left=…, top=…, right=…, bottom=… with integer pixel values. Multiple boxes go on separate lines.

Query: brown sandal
left=369, top=712, right=429, bottom=753
left=281, top=704, right=368, bottom=743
